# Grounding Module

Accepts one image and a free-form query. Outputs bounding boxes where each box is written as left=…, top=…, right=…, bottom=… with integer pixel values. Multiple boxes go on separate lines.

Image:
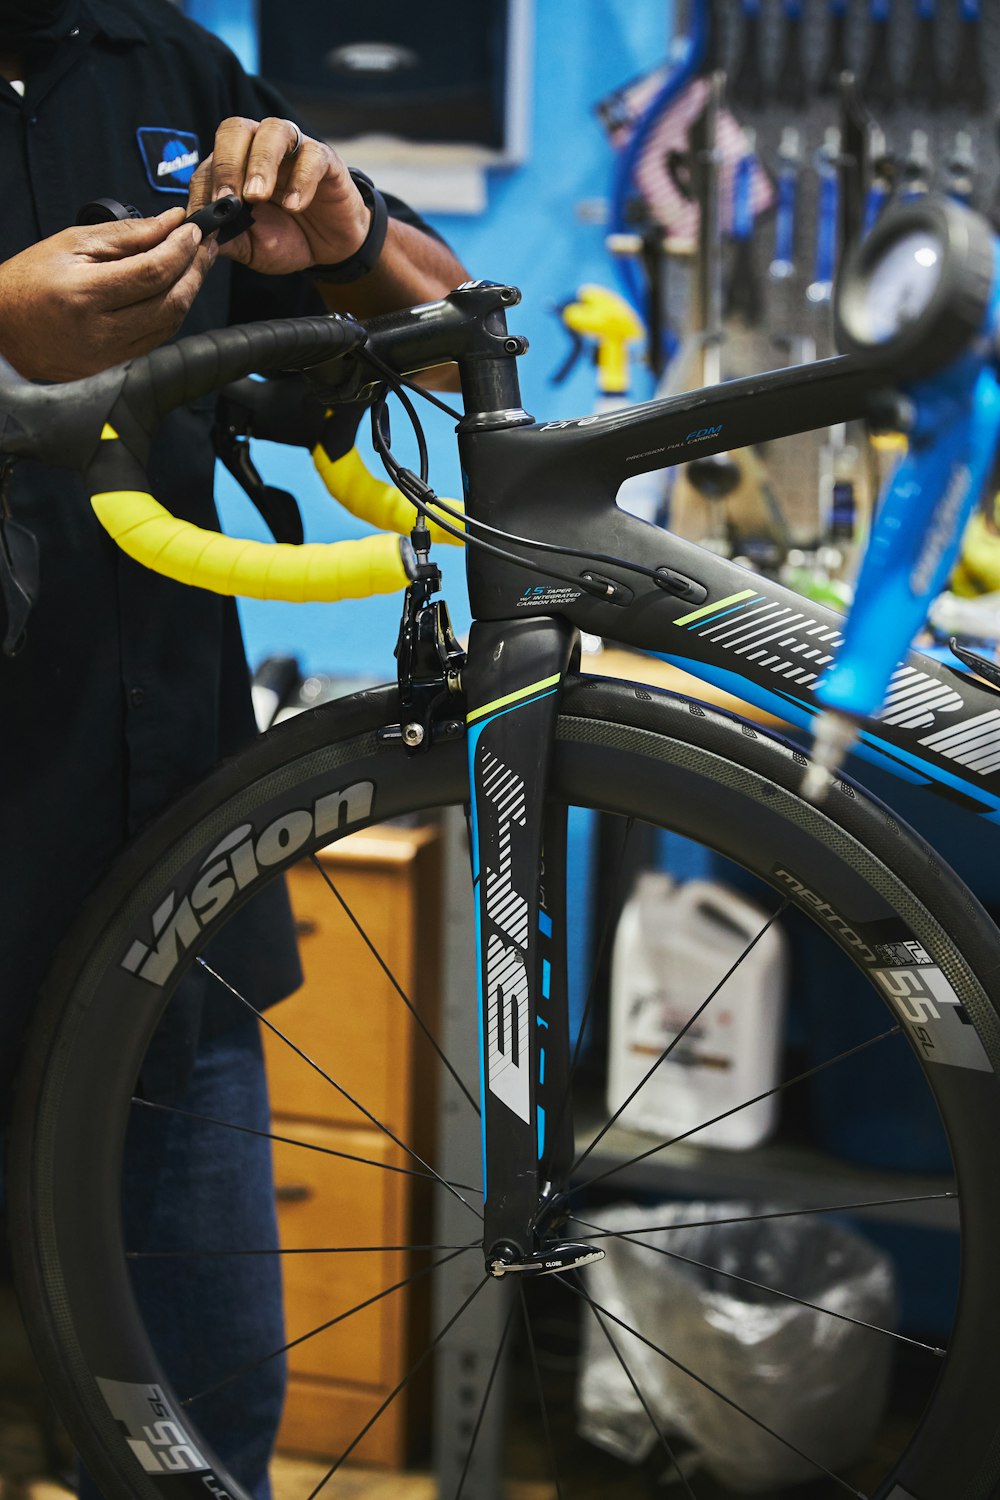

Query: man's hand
left=186, top=116, right=371, bottom=276
left=0, top=209, right=216, bottom=381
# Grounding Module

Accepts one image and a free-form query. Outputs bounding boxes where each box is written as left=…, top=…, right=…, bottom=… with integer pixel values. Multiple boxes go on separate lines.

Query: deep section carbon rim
left=10, top=677, right=1000, bottom=1500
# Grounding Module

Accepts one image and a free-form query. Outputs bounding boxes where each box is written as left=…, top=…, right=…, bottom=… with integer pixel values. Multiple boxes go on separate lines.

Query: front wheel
left=10, top=675, right=1000, bottom=1500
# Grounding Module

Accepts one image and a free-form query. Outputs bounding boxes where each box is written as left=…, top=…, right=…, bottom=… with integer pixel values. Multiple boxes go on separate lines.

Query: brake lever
left=212, top=385, right=307, bottom=546
left=213, top=428, right=304, bottom=547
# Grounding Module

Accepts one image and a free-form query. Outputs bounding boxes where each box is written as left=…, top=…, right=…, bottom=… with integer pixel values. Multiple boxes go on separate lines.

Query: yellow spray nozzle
left=560, top=284, right=645, bottom=397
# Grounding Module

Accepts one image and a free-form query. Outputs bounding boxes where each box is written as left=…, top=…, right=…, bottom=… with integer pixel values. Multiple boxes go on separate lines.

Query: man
left=0, top=1, right=468, bottom=1495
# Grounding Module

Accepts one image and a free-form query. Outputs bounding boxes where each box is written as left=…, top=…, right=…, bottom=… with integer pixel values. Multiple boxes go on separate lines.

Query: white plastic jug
left=607, top=873, right=789, bottom=1150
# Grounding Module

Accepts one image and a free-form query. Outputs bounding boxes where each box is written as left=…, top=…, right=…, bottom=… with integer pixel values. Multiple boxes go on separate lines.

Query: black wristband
left=310, top=168, right=389, bottom=284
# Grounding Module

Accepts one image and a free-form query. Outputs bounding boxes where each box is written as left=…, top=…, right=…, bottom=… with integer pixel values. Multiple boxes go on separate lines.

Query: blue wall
left=187, top=1, right=673, bottom=678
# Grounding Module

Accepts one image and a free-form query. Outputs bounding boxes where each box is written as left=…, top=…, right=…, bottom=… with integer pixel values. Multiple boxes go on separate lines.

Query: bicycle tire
left=10, top=673, right=1000, bottom=1500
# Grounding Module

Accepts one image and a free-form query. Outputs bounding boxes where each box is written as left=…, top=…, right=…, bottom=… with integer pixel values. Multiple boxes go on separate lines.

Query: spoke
left=545, top=815, right=636, bottom=1161
left=309, top=852, right=480, bottom=1117
left=131, top=1097, right=482, bottom=1195
left=572, top=1024, right=902, bottom=1196
left=573, top=1192, right=958, bottom=1238
left=181, top=1246, right=471, bottom=1408
left=559, top=1278, right=868, bottom=1499
left=571, top=1214, right=945, bottom=1357
left=519, top=1282, right=564, bottom=1500
left=128, top=1242, right=478, bottom=1259
left=571, top=896, right=791, bottom=1174
left=573, top=1271, right=700, bottom=1500
left=454, top=1298, right=517, bottom=1500
left=306, top=1275, right=491, bottom=1499
left=197, top=957, right=483, bottom=1222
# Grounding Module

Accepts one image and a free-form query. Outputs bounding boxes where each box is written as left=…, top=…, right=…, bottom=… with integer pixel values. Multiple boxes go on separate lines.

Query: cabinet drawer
left=272, top=1120, right=407, bottom=1390
left=264, top=827, right=440, bottom=1135
left=277, top=1373, right=405, bottom=1468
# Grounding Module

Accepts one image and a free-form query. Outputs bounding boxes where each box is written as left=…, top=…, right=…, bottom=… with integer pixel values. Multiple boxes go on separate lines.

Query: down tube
left=464, top=616, right=577, bottom=1260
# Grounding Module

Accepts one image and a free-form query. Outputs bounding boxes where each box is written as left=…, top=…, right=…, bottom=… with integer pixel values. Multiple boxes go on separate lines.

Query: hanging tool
left=808, top=128, right=842, bottom=306
left=945, top=132, right=976, bottom=208
left=862, top=0, right=895, bottom=113
left=775, top=0, right=807, bottom=107
left=725, top=130, right=763, bottom=327
left=952, top=0, right=987, bottom=115
left=820, top=0, right=850, bottom=95
left=671, top=74, right=745, bottom=533
left=837, top=71, right=873, bottom=260
left=687, top=79, right=789, bottom=551
left=550, top=285, right=645, bottom=399
left=908, top=0, right=940, bottom=109
left=769, top=128, right=811, bottom=363
left=862, top=125, right=895, bottom=237
left=686, top=71, right=726, bottom=391
left=900, top=129, right=933, bottom=201
left=732, top=0, right=765, bottom=109
left=704, top=0, right=725, bottom=74
left=769, top=126, right=800, bottom=282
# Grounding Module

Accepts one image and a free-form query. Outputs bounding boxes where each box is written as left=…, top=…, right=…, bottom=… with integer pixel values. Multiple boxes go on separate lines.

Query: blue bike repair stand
left=816, top=265, right=1000, bottom=732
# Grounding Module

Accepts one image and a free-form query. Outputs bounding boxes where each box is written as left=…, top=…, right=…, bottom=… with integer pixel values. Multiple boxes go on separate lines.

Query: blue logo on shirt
left=136, top=127, right=201, bottom=194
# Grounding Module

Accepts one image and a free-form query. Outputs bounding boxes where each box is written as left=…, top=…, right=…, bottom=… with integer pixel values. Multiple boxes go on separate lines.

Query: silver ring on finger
left=286, top=121, right=303, bottom=157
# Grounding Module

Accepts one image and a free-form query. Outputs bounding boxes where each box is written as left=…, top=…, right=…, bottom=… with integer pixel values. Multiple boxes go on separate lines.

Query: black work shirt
left=0, top=0, right=435, bottom=1101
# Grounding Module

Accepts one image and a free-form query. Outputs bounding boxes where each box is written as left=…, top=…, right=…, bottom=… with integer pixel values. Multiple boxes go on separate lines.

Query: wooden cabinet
left=263, top=823, right=442, bottom=1467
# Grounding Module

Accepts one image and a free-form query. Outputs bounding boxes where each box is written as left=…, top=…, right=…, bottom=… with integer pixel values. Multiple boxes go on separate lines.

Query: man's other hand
left=0, top=208, right=216, bottom=381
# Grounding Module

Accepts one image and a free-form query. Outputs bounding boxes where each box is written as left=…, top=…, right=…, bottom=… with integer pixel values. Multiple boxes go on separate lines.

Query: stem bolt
left=403, top=723, right=425, bottom=747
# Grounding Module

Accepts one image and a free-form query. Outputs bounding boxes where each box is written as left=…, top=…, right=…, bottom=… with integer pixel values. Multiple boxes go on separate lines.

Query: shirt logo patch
left=136, top=128, right=201, bottom=194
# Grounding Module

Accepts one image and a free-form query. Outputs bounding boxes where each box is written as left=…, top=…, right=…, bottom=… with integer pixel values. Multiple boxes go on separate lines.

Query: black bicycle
left=6, top=194, right=1000, bottom=1500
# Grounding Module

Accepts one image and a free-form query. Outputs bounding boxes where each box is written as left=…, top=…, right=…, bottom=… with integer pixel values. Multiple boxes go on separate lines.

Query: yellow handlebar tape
left=89, top=421, right=470, bottom=602
left=311, top=443, right=464, bottom=547
left=91, top=488, right=408, bottom=601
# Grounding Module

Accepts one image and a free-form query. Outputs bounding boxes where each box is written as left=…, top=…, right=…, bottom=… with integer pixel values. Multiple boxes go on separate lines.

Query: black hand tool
left=951, top=0, right=987, bottom=114
left=862, top=0, right=895, bottom=112
left=776, top=0, right=807, bottom=107
left=725, top=131, right=763, bottom=326
left=820, top=0, right=850, bottom=95
left=732, top=0, right=765, bottom=108
left=908, top=0, right=940, bottom=109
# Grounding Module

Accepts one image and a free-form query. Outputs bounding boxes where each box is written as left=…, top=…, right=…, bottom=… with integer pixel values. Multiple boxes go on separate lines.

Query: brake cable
left=361, top=353, right=687, bottom=598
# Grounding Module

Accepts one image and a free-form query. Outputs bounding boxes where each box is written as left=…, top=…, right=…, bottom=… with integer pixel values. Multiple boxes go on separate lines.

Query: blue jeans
left=78, top=1017, right=286, bottom=1500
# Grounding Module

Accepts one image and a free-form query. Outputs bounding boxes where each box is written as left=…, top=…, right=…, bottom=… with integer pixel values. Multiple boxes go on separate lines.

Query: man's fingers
left=278, top=139, right=331, bottom=213
left=97, top=246, right=216, bottom=360
left=76, top=207, right=188, bottom=261
left=242, top=116, right=304, bottom=202
left=207, top=116, right=260, bottom=200
left=185, top=156, right=214, bottom=216
left=88, top=222, right=211, bottom=308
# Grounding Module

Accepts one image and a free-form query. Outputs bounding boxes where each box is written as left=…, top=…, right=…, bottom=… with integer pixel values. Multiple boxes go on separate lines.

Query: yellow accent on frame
left=466, top=673, right=563, bottom=725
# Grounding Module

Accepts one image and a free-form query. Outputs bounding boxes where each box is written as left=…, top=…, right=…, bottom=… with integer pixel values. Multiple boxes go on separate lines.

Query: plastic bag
left=577, top=1200, right=896, bottom=1492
